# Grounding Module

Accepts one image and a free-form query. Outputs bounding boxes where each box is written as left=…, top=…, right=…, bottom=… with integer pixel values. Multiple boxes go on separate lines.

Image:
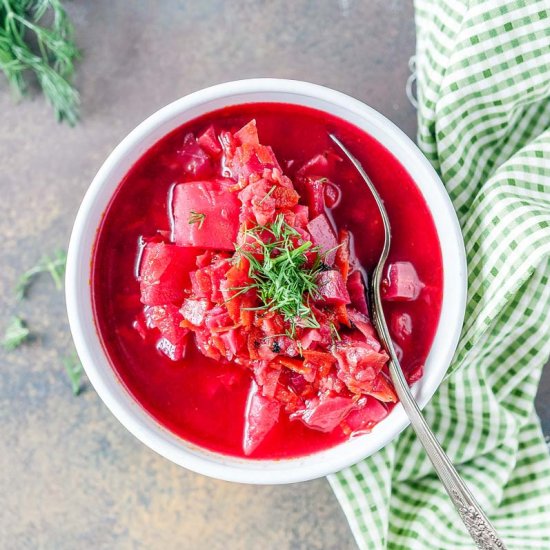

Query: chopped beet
left=315, top=270, right=350, bottom=305
left=243, top=383, right=280, bottom=455
left=197, top=125, right=222, bottom=157
left=296, top=153, right=330, bottom=179
left=180, top=299, right=210, bottom=326
left=347, top=309, right=381, bottom=352
left=368, top=374, right=397, bottom=403
left=139, top=243, right=200, bottom=306
left=408, top=363, right=424, bottom=383
left=390, top=312, right=413, bottom=344
left=382, top=261, right=424, bottom=301
left=347, top=270, right=369, bottom=315
left=234, top=119, right=260, bottom=146
left=307, top=214, right=338, bottom=265
left=172, top=180, right=240, bottom=250
left=177, top=133, right=212, bottom=178
left=300, top=396, right=355, bottom=432
left=145, top=304, right=188, bottom=343
left=303, top=178, right=326, bottom=218
left=345, top=398, right=388, bottom=433
left=157, top=337, right=187, bottom=361
left=333, top=339, right=389, bottom=394
left=323, top=181, right=341, bottom=208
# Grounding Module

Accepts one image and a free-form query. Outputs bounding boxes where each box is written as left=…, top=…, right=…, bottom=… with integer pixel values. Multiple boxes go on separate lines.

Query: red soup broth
left=92, top=103, right=443, bottom=459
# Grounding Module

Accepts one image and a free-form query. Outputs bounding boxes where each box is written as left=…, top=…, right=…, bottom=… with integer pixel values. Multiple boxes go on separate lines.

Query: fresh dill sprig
left=62, top=352, right=83, bottom=396
left=258, top=185, right=276, bottom=205
left=330, top=321, right=341, bottom=342
left=0, top=0, right=80, bottom=124
left=188, top=210, right=206, bottom=229
left=16, top=249, right=67, bottom=300
left=235, top=215, right=324, bottom=335
left=2, top=316, right=30, bottom=350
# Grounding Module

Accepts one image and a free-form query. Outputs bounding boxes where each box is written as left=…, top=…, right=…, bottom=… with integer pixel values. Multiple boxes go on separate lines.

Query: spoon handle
left=386, top=356, right=507, bottom=550
left=328, top=133, right=507, bottom=549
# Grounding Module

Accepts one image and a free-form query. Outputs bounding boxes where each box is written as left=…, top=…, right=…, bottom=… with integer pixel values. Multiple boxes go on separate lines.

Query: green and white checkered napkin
left=328, top=1, right=550, bottom=548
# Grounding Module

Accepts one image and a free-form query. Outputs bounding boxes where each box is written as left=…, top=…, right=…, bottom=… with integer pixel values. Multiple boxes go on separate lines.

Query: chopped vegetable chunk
left=382, top=261, right=424, bottom=301
left=139, top=243, right=199, bottom=305
left=173, top=180, right=240, bottom=249
left=243, top=383, right=280, bottom=455
left=307, top=214, right=338, bottom=265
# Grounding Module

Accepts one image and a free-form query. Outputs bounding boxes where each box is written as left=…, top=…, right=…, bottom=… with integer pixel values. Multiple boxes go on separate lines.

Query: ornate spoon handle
left=384, top=354, right=507, bottom=550
left=328, top=133, right=507, bottom=550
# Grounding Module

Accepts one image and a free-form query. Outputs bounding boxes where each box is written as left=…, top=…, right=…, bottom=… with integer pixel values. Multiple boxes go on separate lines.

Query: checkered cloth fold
left=329, top=1, right=550, bottom=548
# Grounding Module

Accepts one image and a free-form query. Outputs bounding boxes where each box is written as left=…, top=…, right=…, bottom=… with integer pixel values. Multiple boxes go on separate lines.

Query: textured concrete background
left=0, top=1, right=548, bottom=549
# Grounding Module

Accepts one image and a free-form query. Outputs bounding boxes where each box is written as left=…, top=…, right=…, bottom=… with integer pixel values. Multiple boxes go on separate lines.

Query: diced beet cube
left=304, top=178, right=326, bottom=218
left=243, top=382, right=280, bottom=456
left=347, top=270, right=369, bottom=315
left=345, top=398, right=388, bottom=434
left=301, top=395, right=355, bottom=432
left=323, top=181, right=341, bottom=208
left=180, top=299, right=210, bottom=326
left=333, top=339, right=389, bottom=394
left=369, top=374, right=397, bottom=402
left=197, top=125, right=222, bottom=157
left=314, top=270, right=350, bottom=305
left=408, top=363, right=423, bottom=383
left=390, top=312, right=413, bottom=345
left=173, top=180, right=240, bottom=250
left=292, top=204, right=309, bottom=228
left=307, top=214, right=338, bottom=265
left=296, top=154, right=330, bottom=179
left=190, top=269, right=211, bottom=299
left=177, top=133, right=212, bottom=178
left=296, top=151, right=341, bottom=179
left=257, top=367, right=280, bottom=399
left=238, top=179, right=277, bottom=226
left=157, top=337, right=187, bottom=361
left=288, top=372, right=307, bottom=395
left=139, top=242, right=200, bottom=306
left=346, top=308, right=381, bottom=352
left=234, top=119, right=260, bottom=146
left=196, top=250, right=214, bottom=268
left=145, top=304, right=188, bottom=343
left=204, top=306, right=232, bottom=330
left=218, top=329, right=244, bottom=358
left=382, top=261, right=424, bottom=301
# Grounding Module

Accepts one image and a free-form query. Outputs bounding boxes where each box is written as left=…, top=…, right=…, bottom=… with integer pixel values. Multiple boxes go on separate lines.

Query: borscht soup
left=92, top=103, right=443, bottom=459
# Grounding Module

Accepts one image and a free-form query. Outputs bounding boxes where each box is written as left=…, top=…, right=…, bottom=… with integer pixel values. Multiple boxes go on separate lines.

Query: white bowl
left=66, top=79, right=467, bottom=484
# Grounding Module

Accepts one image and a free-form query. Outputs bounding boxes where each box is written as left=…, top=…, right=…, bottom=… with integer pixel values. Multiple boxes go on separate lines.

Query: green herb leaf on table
left=62, top=353, right=83, bottom=396
left=16, top=249, right=67, bottom=300
left=2, top=316, right=30, bottom=350
left=0, top=0, right=80, bottom=124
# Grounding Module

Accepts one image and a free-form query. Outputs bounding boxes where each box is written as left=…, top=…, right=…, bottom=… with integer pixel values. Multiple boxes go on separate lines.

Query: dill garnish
left=188, top=210, right=206, bottom=229
left=234, top=215, right=324, bottom=335
left=258, top=185, right=276, bottom=205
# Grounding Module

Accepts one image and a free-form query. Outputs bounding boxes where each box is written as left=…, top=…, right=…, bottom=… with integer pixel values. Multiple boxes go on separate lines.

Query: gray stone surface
left=0, top=1, right=548, bottom=549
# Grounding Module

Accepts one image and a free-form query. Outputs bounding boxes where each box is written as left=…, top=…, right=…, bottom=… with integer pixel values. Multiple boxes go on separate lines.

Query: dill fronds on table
left=0, top=0, right=80, bottom=124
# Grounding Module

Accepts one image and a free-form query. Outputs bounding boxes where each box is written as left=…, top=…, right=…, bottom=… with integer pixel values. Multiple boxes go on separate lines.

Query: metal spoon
left=329, top=134, right=507, bottom=550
